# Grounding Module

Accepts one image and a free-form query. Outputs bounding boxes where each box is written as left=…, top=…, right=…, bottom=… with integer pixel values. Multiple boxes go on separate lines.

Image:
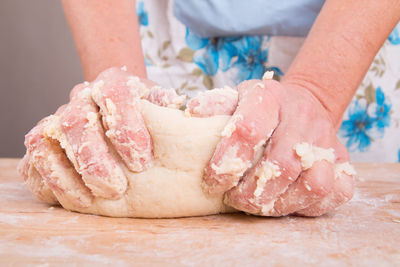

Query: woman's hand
left=19, top=67, right=185, bottom=208
left=203, top=76, right=355, bottom=216
left=207, top=0, right=400, bottom=217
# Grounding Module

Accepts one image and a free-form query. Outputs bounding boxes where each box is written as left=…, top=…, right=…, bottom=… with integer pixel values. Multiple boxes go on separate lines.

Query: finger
left=270, top=160, right=335, bottom=216
left=18, top=153, right=58, bottom=205
left=225, top=125, right=336, bottom=215
left=60, top=85, right=128, bottom=199
left=296, top=141, right=356, bottom=217
left=124, top=66, right=186, bottom=109
left=224, top=130, right=304, bottom=215
left=223, top=112, right=307, bottom=214
left=235, top=79, right=260, bottom=98
left=185, top=86, right=238, bottom=117
left=69, top=82, right=89, bottom=100
left=143, top=86, right=186, bottom=109
left=25, top=117, right=93, bottom=208
left=296, top=165, right=355, bottom=217
left=203, top=80, right=280, bottom=194
left=90, top=67, right=153, bottom=172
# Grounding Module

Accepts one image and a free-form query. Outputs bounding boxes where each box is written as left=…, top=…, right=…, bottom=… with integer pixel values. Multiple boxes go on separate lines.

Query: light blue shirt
left=174, top=0, right=325, bottom=37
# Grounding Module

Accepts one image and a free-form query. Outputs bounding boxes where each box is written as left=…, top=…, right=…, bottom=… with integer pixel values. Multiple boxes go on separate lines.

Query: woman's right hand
left=18, top=67, right=185, bottom=207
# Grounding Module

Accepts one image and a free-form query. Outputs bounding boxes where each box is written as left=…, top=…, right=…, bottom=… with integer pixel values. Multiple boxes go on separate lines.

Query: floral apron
left=137, top=0, right=400, bottom=162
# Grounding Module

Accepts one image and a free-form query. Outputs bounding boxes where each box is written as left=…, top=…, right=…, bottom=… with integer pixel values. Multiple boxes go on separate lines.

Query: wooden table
left=0, top=159, right=399, bottom=266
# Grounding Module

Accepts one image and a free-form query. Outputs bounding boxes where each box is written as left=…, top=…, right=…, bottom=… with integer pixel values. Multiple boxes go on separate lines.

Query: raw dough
left=58, top=100, right=235, bottom=218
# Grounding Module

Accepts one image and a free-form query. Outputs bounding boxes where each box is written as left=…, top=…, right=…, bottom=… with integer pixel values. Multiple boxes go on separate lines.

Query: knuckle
left=303, top=171, right=333, bottom=198
left=235, top=119, right=258, bottom=141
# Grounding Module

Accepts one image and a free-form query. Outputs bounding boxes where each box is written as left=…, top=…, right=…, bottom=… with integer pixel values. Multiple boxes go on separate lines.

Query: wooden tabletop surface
left=0, top=158, right=399, bottom=266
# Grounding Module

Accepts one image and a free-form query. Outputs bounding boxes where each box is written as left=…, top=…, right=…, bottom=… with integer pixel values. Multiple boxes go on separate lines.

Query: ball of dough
left=59, top=100, right=235, bottom=218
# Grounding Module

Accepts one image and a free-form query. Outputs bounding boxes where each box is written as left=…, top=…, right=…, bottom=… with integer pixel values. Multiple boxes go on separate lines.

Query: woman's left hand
left=203, top=77, right=355, bottom=217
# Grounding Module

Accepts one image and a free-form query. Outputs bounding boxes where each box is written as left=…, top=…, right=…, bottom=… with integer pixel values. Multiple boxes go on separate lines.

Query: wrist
left=280, top=0, right=400, bottom=130
left=281, top=75, right=345, bottom=128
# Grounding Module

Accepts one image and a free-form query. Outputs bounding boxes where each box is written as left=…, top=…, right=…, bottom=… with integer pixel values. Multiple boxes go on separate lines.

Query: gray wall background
left=0, top=0, right=83, bottom=157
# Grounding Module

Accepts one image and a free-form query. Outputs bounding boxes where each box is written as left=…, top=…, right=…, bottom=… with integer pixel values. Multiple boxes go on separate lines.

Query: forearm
left=62, top=0, right=146, bottom=81
left=282, top=0, right=400, bottom=126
